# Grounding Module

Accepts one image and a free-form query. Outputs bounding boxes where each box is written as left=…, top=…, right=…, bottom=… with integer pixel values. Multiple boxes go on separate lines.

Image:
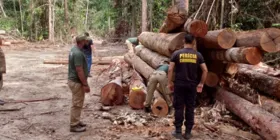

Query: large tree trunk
left=205, top=72, right=219, bottom=87
left=183, top=19, right=208, bottom=38
left=18, top=0, right=24, bottom=35
left=209, top=47, right=263, bottom=65
left=159, top=0, right=187, bottom=33
left=129, top=71, right=147, bottom=109
left=138, top=32, right=185, bottom=57
left=202, top=29, right=236, bottom=49
left=48, top=0, right=55, bottom=42
left=64, top=0, right=68, bottom=30
left=216, top=88, right=280, bottom=140
left=124, top=53, right=154, bottom=79
left=235, top=28, right=280, bottom=53
left=130, top=0, right=136, bottom=36
left=135, top=45, right=169, bottom=69
left=141, top=0, right=148, bottom=32
left=151, top=90, right=169, bottom=117
left=238, top=63, right=280, bottom=77
left=235, top=67, right=280, bottom=100
left=222, top=77, right=280, bottom=118
left=0, top=0, right=7, bottom=17
left=100, top=59, right=124, bottom=106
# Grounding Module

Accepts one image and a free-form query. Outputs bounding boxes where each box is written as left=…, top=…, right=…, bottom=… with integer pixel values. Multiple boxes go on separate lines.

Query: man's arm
left=76, top=66, right=88, bottom=86
left=199, top=63, right=208, bottom=85
left=168, top=62, right=175, bottom=91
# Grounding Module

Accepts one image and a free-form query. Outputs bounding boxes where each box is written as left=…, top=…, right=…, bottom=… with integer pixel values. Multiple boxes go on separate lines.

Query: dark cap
left=76, top=35, right=91, bottom=42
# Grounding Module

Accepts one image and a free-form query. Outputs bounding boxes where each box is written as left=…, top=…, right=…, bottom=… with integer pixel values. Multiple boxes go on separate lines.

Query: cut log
left=125, top=39, right=135, bottom=53
left=43, top=56, right=124, bottom=65
left=138, top=32, right=185, bottom=57
left=129, top=71, right=147, bottom=109
left=235, top=67, right=280, bottom=100
left=235, top=28, right=280, bottom=53
left=100, top=60, right=124, bottom=106
left=183, top=19, right=208, bottom=38
left=205, top=72, right=219, bottom=87
left=124, top=53, right=154, bottom=79
left=44, top=60, right=111, bottom=65
left=238, top=63, right=280, bottom=77
left=151, top=90, right=169, bottom=117
left=135, top=45, right=170, bottom=69
left=222, top=77, right=280, bottom=118
left=159, top=6, right=187, bottom=33
left=225, top=63, right=238, bottom=77
left=216, top=88, right=280, bottom=140
left=202, top=29, right=236, bottom=49
left=209, top=47, right=263, bottom=65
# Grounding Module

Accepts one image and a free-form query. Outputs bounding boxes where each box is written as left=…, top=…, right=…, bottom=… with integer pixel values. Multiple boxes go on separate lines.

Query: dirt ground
left=0, top=41, right=261, bottom=140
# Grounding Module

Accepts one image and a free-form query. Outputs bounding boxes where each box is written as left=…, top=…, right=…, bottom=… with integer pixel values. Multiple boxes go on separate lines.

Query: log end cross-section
left=260, top=28, right=280, bottom=53
left=151, top=91, right=169, bottom=117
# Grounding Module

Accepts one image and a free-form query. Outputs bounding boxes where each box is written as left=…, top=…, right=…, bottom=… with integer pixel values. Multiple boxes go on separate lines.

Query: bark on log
left=129, top=71, right=147, bottom=109
left=183, top=19, right=208, bottom=38
left=222, top=77, right=280, bottom=118
left=151, top=90, right=169, bottom=117
left=205, top=72, right=219, bottom=87
left=125, top=39, right=135, bottom=53
left=236, top=68, right=280, bottom=100
left=202, top=29, right=236, bottom=49
left=124, top=53, right=154, bottom=79
left=138, top=32, right=185, bottom=57
left=235, top=28, right=280, bottom=53
left=216, top=88, right=280, bottom=140
left=135, top=45, right=170, bottom=69
left=159, top=6, right=187, bottom=33
left=100, top=60, right=124, bottom=106
left=238, top=63, right=280, bottom=77
left=209, top=47, right=263, bottom=65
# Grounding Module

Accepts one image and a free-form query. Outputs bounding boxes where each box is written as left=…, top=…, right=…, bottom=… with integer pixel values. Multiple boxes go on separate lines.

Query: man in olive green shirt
left=144, top=61, right=172, bottom=113
left=68, top=35, right=90, bottom=132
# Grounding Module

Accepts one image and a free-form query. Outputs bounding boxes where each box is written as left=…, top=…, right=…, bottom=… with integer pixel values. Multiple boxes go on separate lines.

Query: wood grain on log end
left=184, top=20, right=208, bottom=38
left=217, top=29, right=236, bottom=49
left=101, top=82, right=124, bottom=106
left=152, top=97, right=169, bottom=117
left=260, top=28, right=280, bottom=53
left=205, top=72, right=219, bottom=87
left=129, top=90, right=146, bottom=109
left=244, top=47, right=262, bottom=65
left=225, top=63, right=238, bottom=76
left=151, top=91, right=169, bottom=117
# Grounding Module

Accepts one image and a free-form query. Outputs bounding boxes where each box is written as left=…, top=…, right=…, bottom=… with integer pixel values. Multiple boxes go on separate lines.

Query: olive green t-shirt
left=68, top=46, right=88, bottom=83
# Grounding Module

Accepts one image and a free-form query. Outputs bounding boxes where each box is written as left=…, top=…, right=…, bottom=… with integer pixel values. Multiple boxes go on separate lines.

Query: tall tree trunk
left=148, top=0, right=154, bottom=31
left=220, top=0, right=224, bottom=29
left=64, top=0, right=68, bottom=32
left=141, top=0, right=148, bottom=32
left=85, top=0, right=89, bottom=30
left=0, top=0, right=7, bottom=17
left=130, top=0, right=136, bottom=36
left=18, top=0, right=23, bottom=35
left=48, top=0, right=54, bottom=42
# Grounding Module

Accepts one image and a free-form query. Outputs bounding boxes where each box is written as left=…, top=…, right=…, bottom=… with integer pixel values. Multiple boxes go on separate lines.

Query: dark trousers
left=173, top=84, right=197, bottom=133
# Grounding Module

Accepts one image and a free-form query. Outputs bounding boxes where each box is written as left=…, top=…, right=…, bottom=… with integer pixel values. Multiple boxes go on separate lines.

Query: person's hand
left=196, top=83, right=203, bottom=93
left=83, top=85, right=90, bottom=93
left=168, top=82, right=174, bottom=92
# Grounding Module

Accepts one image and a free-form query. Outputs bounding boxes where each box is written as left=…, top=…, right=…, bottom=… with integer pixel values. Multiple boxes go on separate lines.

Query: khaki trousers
left=68, top=80, right=85, bottom=126
left=144, top=71, right=172, bottom=107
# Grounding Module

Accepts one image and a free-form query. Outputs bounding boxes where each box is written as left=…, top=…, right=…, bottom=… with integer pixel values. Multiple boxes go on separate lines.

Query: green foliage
left=0, top=17, right=17, bottom=30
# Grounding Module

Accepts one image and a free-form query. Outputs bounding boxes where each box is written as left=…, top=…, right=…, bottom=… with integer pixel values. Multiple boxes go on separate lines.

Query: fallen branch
left=4, top=97, right=59, bottom=104
left=0, top=108, right=21, bottom=112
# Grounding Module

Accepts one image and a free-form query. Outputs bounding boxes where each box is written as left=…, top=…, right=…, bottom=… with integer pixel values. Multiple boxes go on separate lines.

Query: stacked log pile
left=100, top=4, right=280, bottom=139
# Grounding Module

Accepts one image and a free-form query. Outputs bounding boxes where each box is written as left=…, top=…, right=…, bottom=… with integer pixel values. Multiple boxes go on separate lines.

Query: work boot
left=78, top=122, right=87, bottom=127
left=183, top=132, right=192, bottom=140
left=171, top=128, right=184, bottom=139
left=144, top=106, right=151, bottom=113
left=70, top=125, right=86, bottom=132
